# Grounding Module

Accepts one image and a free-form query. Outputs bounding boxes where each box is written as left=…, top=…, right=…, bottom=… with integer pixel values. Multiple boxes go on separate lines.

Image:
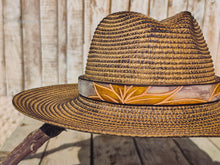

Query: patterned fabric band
left=78, top=76, right=220, bottom=105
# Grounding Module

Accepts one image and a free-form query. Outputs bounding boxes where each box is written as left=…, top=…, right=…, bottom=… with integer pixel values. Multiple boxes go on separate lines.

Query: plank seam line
left=1, top=0, right=7, bottom=96
left=208, top=138, right=220, bottom=151
left=128, top=0, right=131, bottom=11
left=172, top=139, right=194, bottom=165
left=202, top=0, right=207, bottom=30
left=39, top=0, right=43, bottom=86
left=82, top=0, right=85, bottom=73
left=147, top=0, right=150, bottom=16
left=56, top=0, right=59, bottom=83
left=132, top=138, right=144, bottom=165
left=109, top=0, right=112, bottom=14
left=66, top=0, right=69, bottom=82
left=90, top=133, right=94, bottom=165
left=20, top=0, right=25, bottom=91
left=38, top=140, right=50, bottom=165
left=81, top=0, right=84, bottom=74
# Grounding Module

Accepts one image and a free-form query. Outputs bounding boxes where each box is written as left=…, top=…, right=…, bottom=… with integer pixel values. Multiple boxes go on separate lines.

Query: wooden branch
left=0, top=123, right=65, bottom=165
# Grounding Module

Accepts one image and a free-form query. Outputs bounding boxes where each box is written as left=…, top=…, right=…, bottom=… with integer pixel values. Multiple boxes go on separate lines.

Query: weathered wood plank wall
left=22, top=0, right=41, bottom=90
left=0, top=0, right=219, bottom=96
left=3, top=0, right=23, bottom=96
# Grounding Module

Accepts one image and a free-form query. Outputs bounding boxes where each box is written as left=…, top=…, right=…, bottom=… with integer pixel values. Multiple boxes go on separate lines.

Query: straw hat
left=13, top=11, right=220, bottom=137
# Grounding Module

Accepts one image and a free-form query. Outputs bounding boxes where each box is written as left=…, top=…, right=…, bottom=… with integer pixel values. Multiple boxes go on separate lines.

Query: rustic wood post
left=0, top=124, right=65, bottom=165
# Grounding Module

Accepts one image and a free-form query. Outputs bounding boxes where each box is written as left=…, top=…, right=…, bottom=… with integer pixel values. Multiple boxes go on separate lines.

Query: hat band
left=78, top=77, right=220, bottom=105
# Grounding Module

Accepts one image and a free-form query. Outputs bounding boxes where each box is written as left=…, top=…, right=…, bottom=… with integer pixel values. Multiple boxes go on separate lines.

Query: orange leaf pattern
left=88, top=82, right=218, bottom=105
left=209, top=83, right=220, bottom=101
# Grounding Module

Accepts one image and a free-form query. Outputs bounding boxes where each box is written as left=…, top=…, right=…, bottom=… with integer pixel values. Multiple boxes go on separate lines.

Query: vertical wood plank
left=203, top=0, right=220, bottom=70
left=129, top=0, right=149, bottom=15
left=40, top=0, right=58, bottom=86
left=67, top=0, right=83, bottom=83
left=41, top=131, right=91, bottom=165
left=0, top=96, right=22, bottom=147
left=149, top=0, right=168, bottom=20
left=22, top=0, right=41, bottom=90
left=135, top=138, right=190, bottom=165
left=83, top=0, right=92, bottom=72
left=167, top=0, right=187, bottom=17
left=110, top=0, right=129, bottom=13
left=93, top=135, right=142, bottom=165
left=0, top=0, right=6, bottom=95
left=58, top=0, right=67, bottom=84
left=90, top=0, right=110, bottom=40
left=216, top=30, right=220, bottom=76
left=184, top=138, right=220, bottom=163
left=215, top=1, right=220, bottom=76
left=208, top=137, right=220, bottom=150
left=3, top=0, right=23, bottom=95
left=187, top=0, right=205, bottom=28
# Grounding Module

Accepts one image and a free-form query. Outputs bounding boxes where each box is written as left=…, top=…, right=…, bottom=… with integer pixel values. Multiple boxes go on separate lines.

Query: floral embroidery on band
left=88, top=83, right=220, bottom=105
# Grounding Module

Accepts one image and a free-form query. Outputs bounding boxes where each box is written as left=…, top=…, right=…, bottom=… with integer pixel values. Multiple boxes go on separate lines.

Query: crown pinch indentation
left=84, top=11, right=215, bottom=85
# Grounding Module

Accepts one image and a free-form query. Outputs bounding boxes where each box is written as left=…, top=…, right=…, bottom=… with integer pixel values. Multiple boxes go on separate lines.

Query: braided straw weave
left=12, top=11, right=220, bottom=137
left=85, top=11, right=215, bottom=85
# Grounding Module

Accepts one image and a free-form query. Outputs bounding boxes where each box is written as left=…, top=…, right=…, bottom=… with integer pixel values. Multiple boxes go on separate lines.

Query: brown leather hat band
left=78, top=76, right=220, bottom=105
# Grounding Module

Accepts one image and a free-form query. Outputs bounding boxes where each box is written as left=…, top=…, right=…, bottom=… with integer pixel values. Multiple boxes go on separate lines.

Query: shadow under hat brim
left=13, top=84, right=220, bottom=137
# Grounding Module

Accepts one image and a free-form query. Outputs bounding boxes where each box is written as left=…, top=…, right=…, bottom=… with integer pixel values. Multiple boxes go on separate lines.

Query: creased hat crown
left=84, top=11, right=215, bottom=85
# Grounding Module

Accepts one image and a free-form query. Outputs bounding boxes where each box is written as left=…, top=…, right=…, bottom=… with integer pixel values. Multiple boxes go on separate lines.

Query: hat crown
left=84, top=11, right=215, bottom=85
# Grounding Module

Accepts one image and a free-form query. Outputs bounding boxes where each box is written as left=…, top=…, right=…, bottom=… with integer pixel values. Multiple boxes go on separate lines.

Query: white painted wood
left=190, top=138, right=220, bottom=162
left=0, top=96, right=23, bottom=147
left=111, top=0, right=129, bottom=13
left=216, top=0, right=220, bottom=76
left=0, top=117, right=46, bottom=165
left=3, top=0, right=23, bottom=95
left=22, top=0, right=41, bottom=90
left=208, top=137, right=220, bottom=150
left=40, top=0, right=58, bottom=86
left=149, top=0, right=168, bottom=20
left=40, top=130, right=91, bottom=165
left=58, top=0, right=67, bottom=84
left=90, top=0, right=110, bottom=41
left=130, top=0, right=149, bottom=15
left=167, top=0, right=187, bottom=17
left=216, top=30, right=220, bottom=76
left=83, top=0, right=92, bottom=72
left=203, top=0, right=220, bottom=70
left=187, top=0, right=205, bottom=28
left=66, top=0, right=83, bottom=83
left=0, top=0, right=6, bottom=95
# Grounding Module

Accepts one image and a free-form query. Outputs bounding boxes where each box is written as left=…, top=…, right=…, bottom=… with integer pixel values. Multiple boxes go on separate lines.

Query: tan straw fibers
left=84, top=11, right=215, bottom=85
left=13, top=11, right=220, bottom=137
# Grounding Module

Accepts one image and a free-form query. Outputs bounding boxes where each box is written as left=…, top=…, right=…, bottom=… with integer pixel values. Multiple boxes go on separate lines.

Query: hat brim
left=13, top=84, right=220, bottom=137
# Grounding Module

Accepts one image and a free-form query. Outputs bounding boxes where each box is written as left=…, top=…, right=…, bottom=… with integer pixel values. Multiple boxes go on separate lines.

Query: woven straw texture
left=13, top=84, right=220, bottom=137
left=85, top=11, right=215, bottom=85
left=12, top=11, right=220, bottom=137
